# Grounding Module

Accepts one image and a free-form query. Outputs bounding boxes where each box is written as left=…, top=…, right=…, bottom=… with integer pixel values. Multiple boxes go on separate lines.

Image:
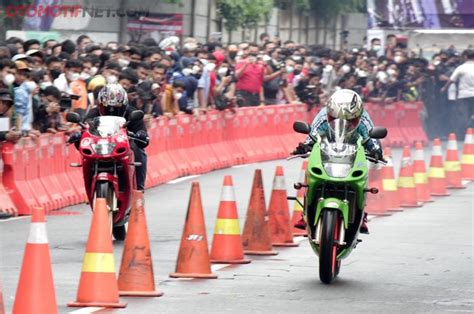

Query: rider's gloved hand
left=292, top=142, right=312, bottom=155
left=369, top=149, right=386, bottom=163
left=67, top=132, right=81, bottom=144
left=134, top=130, right=150, bottom=148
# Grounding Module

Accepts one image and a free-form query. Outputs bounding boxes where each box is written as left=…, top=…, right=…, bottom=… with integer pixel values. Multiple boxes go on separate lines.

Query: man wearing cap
left=13, top=60, right=38, bottom=137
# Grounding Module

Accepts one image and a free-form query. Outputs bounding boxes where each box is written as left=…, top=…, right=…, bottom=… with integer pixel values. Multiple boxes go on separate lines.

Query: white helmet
left=326, top=89, right=363, bottom=136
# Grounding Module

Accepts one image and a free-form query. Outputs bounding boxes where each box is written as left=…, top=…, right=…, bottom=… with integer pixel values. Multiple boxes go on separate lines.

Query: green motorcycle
left=289, top=120, right=387, bottom=284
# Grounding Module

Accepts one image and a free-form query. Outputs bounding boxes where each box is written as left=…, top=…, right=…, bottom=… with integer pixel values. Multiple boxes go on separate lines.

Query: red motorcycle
left=66, top=110, right=144, bottom=240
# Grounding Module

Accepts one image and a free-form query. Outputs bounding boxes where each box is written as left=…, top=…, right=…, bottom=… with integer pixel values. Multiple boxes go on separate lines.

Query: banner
left=127, top=13, right=183, bottom=43
left=368, top=0, right=474, bottom=29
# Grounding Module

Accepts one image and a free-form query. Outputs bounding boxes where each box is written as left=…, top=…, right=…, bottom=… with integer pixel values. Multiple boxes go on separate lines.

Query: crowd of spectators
left=0, top=32, right=473, bottom=145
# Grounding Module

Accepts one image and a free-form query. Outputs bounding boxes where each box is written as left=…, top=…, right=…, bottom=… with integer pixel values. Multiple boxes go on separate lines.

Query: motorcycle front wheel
left=95, top=181, right=126, bottom=241
left=319, top=210, right=341, bottom=284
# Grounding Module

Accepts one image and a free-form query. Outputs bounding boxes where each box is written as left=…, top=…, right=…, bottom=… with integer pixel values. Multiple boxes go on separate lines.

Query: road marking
left=211, top=264, right=230, bottom=272
left=0, top=216, right=29, bottom=223
left=68, top=307, right=104, bottom=314
left=167, top=175, right=201, bottom=184
left=231, top=164, right=250, bottom=169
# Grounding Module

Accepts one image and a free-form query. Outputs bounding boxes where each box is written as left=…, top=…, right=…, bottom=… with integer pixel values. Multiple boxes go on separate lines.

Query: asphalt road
left=1, top=151, right=473, bottom=313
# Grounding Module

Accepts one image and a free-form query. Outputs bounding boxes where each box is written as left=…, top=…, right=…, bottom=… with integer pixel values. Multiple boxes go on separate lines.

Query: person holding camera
left=263, top=48, right=285, bottom=105
left=34, top=86, right=67, bottom=133
left=0, top=88, right=21, bottom=144
left=235, top=43, right=265, bottom=107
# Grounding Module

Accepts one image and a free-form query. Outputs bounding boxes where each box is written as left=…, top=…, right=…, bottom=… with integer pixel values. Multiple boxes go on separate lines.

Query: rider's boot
left=359, top=213, right=369, bottom=234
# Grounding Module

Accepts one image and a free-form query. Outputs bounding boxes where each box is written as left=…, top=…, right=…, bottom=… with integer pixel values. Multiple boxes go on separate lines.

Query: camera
left=60, top=94, right=80, bottom=112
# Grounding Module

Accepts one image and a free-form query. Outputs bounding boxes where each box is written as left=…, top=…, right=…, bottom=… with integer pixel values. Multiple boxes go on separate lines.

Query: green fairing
left=304, top=136, right=369, bottom=260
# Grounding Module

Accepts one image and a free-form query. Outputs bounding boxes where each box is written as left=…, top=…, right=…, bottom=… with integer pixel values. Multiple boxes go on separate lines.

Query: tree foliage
left=217, top=0, right=274, bottom=32
left=294, top=0, right=366, bottom=20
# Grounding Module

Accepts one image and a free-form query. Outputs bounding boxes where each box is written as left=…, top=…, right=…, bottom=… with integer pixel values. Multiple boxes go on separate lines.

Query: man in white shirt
left=443, top=49, right=474, bottom=137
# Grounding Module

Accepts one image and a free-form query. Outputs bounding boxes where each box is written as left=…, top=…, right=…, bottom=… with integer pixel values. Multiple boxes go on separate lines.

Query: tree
left=216, top=0, right=274, bottom=33
left=295, top=0, right=366, bottom=21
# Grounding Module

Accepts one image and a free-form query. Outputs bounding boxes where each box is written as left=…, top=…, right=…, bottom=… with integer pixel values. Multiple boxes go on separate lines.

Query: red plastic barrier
left=397, top=101, right=429, bottom=146
left=37, top=134, right=66, bottom=209
left=366, top=102, right=429, bottom=147
left=2, top=141, right=40, bottom=215
left=1, top=104, right=322, bottom=215
left=0, top=147, right=17, bottom=216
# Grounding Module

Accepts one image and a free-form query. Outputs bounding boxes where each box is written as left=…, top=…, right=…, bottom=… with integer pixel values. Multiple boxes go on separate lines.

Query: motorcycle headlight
left=92, top=143, right=116, bottom=155
left=323, top=163, right=352, bottom=178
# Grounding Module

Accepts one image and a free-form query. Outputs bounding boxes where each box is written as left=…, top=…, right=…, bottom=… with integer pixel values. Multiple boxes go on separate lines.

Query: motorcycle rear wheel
left=319, top=210, right=341, bottom=284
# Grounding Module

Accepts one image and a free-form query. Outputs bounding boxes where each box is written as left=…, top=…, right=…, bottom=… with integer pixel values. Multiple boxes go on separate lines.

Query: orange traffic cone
left=398, top=146, right=422, bottom=207
left=68, top=198, right=126, bottom=308
left=268, top=166, right=299, bottom=247
left=118, top=191, right=163, bottom=297
left=445, top=133, right=465, bottom=189
left=366, top=163, right=390, bottom=215
left=428, top=138, right=450, bottom=196
left=12, top=207, right=57, bottom=314
left=290, top=160, right=307, bottom=236
left=210, top=176, right=251, bottom=264
left=242, top=169, right=278, bottom=256
left=170, top=182, right=217, bottom=279
left=461, top=128, right=474, bottom=180
left=381, top=147, right=402, bottom=211
left=413, top=142, right=432, bottom=202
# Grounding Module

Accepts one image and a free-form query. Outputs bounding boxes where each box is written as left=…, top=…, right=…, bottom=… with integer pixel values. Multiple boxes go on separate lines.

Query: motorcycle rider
left=69, top=83, right=149, bottom=190
left=292, top=89, right=384, bottom=234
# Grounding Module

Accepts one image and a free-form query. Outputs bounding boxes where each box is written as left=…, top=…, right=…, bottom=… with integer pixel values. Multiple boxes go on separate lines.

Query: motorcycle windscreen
left=321, top=119, right=358, bottom=178
left=88, top=116, right=127, bottom=138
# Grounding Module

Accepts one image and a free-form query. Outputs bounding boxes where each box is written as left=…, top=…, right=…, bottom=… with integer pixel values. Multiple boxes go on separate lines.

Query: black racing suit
left=83, top=106, right=149, bottom=190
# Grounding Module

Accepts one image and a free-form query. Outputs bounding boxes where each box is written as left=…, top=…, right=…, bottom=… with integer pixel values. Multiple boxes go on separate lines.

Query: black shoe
left=359, top=222, right=369, bottom=234
left=359, top=213, right=369, bottom=234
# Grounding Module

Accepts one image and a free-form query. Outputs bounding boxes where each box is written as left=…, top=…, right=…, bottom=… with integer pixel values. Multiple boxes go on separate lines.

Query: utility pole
left=119, top=0, right=126, bottom=44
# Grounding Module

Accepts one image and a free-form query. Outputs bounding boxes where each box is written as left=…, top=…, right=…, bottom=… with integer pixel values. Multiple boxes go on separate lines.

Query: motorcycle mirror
left=293, top=121, right=311, bottom=134
left=129, top=110, right=144, bottom=122
left=66, top=112, right=81, bottom=124
left=369, top=127, right=388, bottom=139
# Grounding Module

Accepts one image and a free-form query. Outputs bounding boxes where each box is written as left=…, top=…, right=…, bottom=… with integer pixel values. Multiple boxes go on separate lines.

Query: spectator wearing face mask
left=161, top=80, right=185, bottom=118
left=235, top=43, right=265, bottom=107
left=0, top=59, right=16, bottom=90
left=54, top=59, right=87, bottom=118
left=197, top=52, right=216, bottom=109
left=102, top=61, right=121, bottom=85
left=13, top=60, right=39, bottom=137
left=34, top=86, right=67, bottom=133
left=214, top=61, right=236, bottom=111
left=172, top=57, right=199, bottom=115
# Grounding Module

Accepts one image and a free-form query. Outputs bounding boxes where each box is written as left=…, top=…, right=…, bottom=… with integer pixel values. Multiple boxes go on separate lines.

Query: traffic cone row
left=413, top=143, right=432, bottom=202
left=381, top=147, right=402, bottom=211
left=8, top=128, right=472, bottom=312
left=461, top=128, right=474, bottom=180
left=290, top=160, right=308, bottom=236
